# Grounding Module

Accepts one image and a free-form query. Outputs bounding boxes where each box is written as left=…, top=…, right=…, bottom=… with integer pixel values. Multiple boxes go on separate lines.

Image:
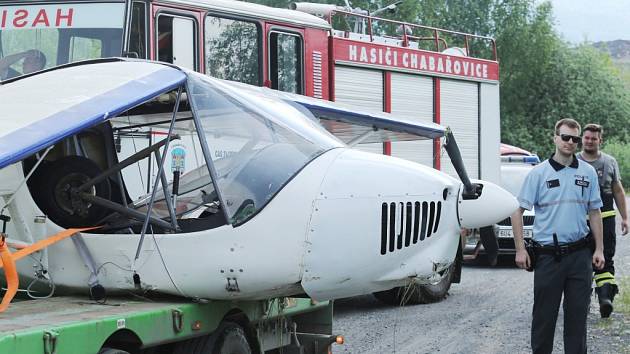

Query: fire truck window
left=269, top=32, right=302, bottom=94
left=157, top=15, right=196, bottom=70
left=205, top=16, right=260, bottom=86
left=69, top=37, right=103, bottom=62
left=128, top=1, right=147, bottom=59
left=157, top=16, right=174, bottom=63
left=0, top=29, right=59, bottom=80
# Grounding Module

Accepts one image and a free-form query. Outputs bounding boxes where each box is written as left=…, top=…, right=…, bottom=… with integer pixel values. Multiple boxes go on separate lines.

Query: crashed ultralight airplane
left=0, top=59, right=516, bottom=307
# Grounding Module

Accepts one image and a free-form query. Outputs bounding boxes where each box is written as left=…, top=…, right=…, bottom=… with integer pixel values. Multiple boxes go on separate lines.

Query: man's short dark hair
left=584, top=123, right=603, bottom=138
left=555, top=118, right=581, bottom=135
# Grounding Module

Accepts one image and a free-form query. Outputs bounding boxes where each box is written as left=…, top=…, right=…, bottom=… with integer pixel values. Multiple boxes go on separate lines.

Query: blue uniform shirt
left=518, top=154, right=602, bottom=245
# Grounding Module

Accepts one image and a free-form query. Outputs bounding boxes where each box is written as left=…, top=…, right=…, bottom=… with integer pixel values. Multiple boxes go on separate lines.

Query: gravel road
left=333, top=198, right=630, bottom=353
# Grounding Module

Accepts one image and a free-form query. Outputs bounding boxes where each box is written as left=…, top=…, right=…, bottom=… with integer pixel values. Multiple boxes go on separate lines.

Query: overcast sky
left=547, top=0, right=630, bottom=43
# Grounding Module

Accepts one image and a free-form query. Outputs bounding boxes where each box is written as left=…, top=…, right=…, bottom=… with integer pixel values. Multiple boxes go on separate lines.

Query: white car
left=464, top=145, right=538, bottom=262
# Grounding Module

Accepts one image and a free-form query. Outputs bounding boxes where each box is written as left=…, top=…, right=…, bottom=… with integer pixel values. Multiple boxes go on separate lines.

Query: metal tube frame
left=77, top=134, right=180, bottom=193
left=153, top=150, right=179, bottom=230
left=81, top=193, right=174, bottom=230
left=134, top=86, right=184, bottom=262
left=185, top=82, right=232, bottom=225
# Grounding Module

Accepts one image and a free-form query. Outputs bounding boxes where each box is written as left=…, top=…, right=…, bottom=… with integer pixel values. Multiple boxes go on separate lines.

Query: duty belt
left=534, top=234, right=592, bottom=260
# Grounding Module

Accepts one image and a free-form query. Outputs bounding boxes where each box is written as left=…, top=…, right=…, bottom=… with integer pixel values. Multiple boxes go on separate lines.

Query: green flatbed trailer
left=0, top=296, right=336, bottom=354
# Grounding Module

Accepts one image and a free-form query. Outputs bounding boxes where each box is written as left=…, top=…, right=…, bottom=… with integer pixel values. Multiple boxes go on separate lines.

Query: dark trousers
left=532, top=248, right=592, bottom=354
left=587, top=216, right=616, bottom=276
left=596, top=216, right=616, bottom=276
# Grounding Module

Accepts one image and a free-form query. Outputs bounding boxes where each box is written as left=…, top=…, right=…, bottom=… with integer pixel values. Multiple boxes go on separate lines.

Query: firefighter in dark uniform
left=512, top=118, right=605, bottom=354
left=578, top=123, right=628, bottom=318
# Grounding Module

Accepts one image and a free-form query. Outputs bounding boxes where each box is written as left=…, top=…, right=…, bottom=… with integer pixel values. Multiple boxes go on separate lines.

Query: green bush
left=617, top=276, right=630, bottom=315
left=603, top=139, right=630, bottom=189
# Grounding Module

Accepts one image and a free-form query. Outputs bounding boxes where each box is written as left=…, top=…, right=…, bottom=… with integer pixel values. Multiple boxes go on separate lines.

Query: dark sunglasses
left=559, top=134, right=581, bottom=143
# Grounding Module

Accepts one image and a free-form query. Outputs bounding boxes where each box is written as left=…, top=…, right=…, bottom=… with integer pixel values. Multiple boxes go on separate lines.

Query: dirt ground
left=333, top=199, right=630, bottom=353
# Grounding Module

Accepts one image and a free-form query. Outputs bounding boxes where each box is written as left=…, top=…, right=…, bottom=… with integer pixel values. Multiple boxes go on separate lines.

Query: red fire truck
left=0, top=0, right=501, bottom=305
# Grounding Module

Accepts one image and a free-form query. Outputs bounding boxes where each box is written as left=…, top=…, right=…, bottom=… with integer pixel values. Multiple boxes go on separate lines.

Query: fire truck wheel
left=39, top=156, right=111, bottom=228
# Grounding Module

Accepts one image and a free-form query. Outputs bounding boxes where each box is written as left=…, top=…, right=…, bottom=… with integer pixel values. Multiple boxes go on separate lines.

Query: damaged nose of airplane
left=456, top=179, right=518, bottom=228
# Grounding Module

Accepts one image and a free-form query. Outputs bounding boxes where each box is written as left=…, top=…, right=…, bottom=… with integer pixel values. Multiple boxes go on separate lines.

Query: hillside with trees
left=594, top=40, right=630, bottom=88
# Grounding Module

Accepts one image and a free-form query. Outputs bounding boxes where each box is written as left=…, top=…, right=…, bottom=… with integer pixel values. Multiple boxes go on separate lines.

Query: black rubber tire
left=38, top=156, right=111, bottom=228
left=372, top=287, right=401, bottom=305
left=25, top=159, right=51, bottom=208
left=204, top=322, right=252, bottom=354
left=172, top=322, right=251, bottom=354
left=98, top=348, right=130, bottom=354
left=411, top=267, right=454, bottom=304
left=173, top=336, right=204, bottom=354
left=373, top=264, right=455, bottom=305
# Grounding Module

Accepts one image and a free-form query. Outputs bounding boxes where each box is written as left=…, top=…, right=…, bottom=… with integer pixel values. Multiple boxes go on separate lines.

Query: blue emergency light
left=501, top=155, right=540, bottom=164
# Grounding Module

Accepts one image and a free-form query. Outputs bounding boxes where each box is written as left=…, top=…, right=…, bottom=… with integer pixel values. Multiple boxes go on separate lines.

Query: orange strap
left=0, top=227, right=96, bottom=268
left=0, top=227, right=97, bottom=313
left=0, top=236, right=18, bottom=312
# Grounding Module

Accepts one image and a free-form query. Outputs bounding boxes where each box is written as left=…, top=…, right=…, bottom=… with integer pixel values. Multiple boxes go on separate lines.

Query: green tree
left=604, top=139, right=630, bottom=190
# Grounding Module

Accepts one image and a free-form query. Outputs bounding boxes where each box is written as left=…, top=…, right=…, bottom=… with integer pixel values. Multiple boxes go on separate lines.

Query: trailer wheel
left=98, top=348, right=130, bottom=354
left=38, top=156, right=111, bottom=228
left=172, top=322, right=252, bottom=354
left=373, top=264, right=454, bottom=305
left=204, top=322, right=252, bottom=354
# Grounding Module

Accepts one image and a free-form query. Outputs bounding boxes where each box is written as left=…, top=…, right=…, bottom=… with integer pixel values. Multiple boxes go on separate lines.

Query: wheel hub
left=53, top=173, right=95, bottom=217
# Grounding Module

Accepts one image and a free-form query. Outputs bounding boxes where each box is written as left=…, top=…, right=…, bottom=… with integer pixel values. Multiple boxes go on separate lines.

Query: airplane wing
left=220, top=81, right=445, bottom=144
left=0, top=60, right=186, bottom=170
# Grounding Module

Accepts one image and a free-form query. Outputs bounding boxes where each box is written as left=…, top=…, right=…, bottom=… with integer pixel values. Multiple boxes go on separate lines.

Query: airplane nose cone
left=457, top=179, right=518, bottom=228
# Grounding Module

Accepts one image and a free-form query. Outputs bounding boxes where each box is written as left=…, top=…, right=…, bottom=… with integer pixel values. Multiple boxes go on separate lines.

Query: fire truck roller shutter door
left=334, top=65, right=383, bottom=154
left=439, top=79, right=479, bottom=179
left=390, top=73, right=434, bottom=167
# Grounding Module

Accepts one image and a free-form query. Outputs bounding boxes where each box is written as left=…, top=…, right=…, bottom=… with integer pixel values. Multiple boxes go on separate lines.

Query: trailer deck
left=0, top=296, right=332, bottom=353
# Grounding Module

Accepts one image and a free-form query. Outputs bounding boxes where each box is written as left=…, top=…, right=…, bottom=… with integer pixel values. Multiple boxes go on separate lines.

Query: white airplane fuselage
left=0, top=147, right=484, bottom=301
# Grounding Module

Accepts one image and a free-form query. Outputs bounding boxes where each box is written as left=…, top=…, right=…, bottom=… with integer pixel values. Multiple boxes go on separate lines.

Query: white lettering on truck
left=343, top=43, right=493, bottom=80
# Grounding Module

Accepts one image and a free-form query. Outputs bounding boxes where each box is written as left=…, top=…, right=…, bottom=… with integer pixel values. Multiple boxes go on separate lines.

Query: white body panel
left=439, top=79, right=479, bottom=179
left=302, top=150, right=461, bottom=300
left=390, top=73, right=434, bottom=167
left=479, top=82, right=501, bottom=184
left=172, top=17, right=195, bottom=70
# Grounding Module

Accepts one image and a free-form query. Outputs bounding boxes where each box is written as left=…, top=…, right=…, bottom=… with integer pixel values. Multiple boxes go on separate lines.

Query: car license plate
left=498, top=229, right=532, bottom=238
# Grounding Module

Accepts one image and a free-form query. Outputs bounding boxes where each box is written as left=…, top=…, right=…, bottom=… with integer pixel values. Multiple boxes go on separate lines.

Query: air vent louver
left=380, top=200, right=442, bottom=255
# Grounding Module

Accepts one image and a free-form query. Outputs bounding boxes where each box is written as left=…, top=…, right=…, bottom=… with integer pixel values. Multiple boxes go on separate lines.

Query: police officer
left=578, top=123, right=628, bottom=318
left=512, top=118, right=605, bottom=354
